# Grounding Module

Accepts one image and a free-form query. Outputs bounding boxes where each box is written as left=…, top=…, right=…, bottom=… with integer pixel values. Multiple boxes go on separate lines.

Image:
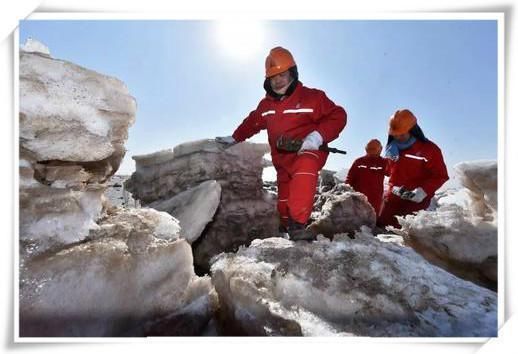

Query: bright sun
left=215, top=20, right=265, bottom=60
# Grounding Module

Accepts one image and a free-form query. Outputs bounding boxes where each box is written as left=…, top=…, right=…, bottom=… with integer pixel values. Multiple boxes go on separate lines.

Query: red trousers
left=377, top=194, right=432, bottom=228
left=276, top=151, right=326, bottom=226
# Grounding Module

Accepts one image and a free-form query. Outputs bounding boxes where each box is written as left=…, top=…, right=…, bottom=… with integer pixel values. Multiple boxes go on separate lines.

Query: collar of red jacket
left=264, top=80, right=302, bottom=101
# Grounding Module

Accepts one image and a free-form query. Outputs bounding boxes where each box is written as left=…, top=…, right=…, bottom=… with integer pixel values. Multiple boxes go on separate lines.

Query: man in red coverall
left=216, top=46, right=347, bottom=241
left=377, top=109, right=449, bottom=228
left=346, top=139, right=388, bottom=216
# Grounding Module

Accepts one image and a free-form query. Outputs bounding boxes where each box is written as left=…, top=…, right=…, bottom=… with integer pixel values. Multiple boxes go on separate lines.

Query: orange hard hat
left=388, top=109, right=417, bottom=136
left=265, top=46, right=296, bottom=78
left=365, top=139, right=382, bottom=156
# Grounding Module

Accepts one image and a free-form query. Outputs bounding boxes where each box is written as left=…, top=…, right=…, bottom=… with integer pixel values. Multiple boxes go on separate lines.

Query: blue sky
left=19, top=19, right=498, bottom=182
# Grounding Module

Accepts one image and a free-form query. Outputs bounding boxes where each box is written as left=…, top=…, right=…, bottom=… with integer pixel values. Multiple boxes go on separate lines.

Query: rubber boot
left=278, top=225, right=289, bottom=239
left=288, top=220, right=315, bottom=242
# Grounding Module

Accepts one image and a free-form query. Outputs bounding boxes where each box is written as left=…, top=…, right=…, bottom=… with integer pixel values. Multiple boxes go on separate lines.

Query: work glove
left=298, top=131, right=323, bottom=154
left=392, top=186, right=427, bottom=203
left=391, top=185, right=408, bottom=198
left=401, top=187, right=427, bottom=203
left=215, top=136, right=237, bottom=149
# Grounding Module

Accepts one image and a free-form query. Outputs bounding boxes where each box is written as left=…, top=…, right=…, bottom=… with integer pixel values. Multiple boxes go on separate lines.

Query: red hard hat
left=265, top=46, right=296, bottom=78
left=389, top=109, right=417, bottom=136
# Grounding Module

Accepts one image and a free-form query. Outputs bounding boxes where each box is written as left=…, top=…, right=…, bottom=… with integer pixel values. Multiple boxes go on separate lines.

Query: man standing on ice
left=346, top=139, right=388, bottom=216
left=216, top=46, right=346, bottom=241
left=377, top=109, right=449, bottom=228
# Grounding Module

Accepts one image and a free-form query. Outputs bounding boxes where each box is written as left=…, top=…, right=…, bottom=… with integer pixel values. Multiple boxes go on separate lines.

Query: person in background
left=215, top=46, right=347, bottom=241
left=377, top=109, right=449, bottom=228
left=345, top=139, right=388, bottom=216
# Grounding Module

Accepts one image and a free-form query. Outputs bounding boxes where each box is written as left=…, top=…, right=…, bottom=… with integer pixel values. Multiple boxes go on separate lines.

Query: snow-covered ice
left=211, top=230, right=497, bottom=336
left=396, top=160, right=498, bottom=289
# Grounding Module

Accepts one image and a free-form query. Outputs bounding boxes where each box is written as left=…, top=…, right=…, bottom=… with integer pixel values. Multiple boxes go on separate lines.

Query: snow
left=211, top=232, right=497, bottom=336
left=148, top=180, right=221, bottom=244
left=19, top=159, right=32, bottom=168
left=262, top=166, right=276, bottom=181
left=20, top=49, right=136, bottom=162
left=436, top=188, right=471, bottom=209
left=144, top=209, right=181, bottom=241
left=396, top=160, right=498, bottom=288
left=454, top=160, right=497, bottom=222
left=21, top=38, right=50, bottom=55
left=20, top=237, right=216, bottom=336
left=20, top=189, right=105, bottom=255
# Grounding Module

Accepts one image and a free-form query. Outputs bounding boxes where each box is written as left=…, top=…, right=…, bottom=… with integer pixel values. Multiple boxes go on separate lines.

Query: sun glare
left=215, top=20, right=265, bottom=60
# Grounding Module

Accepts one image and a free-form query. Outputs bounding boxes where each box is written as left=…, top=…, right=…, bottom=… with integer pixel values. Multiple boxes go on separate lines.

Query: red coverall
left=232, top=82, right=347, bottom=226
left=345, top=155, right=388, bottom=215
left=377, top=139, right=449, bottom=227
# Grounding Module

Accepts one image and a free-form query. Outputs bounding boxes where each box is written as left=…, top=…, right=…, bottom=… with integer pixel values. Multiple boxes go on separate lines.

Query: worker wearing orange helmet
left=345, top=139, right=388, bottom=215
left=377, top=109, right=449, bottom=228
left=216, top=46, right=347, bottom=241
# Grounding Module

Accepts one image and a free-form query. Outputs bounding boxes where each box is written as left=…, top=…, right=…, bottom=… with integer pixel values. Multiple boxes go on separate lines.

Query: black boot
left=278, top=225, right=289, bottom=239
left=288, top=219, right=315, bottom=242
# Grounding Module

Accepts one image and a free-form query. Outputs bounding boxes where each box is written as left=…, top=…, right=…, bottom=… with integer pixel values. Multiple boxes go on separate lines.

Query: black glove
left=215, top=136, right=237, bottom=149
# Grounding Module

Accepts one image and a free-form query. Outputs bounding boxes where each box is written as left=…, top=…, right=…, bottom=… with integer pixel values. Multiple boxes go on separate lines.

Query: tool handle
left=321, top=146, right=347, bottom=155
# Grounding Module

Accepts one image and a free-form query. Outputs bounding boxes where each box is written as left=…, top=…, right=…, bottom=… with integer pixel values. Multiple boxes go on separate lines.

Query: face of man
left=270, top=70, right=293, bottom=95
left=393, top=132, right=411, bottom=142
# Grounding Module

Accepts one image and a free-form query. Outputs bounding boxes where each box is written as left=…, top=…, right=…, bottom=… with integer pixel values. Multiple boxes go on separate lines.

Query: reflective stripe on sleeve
left=293, top=172, right=318, bottom=177
left=283, top=108, right=314, bottom=114
left=261, top=110, right=276, bottom=117
left=403, top=154, right=428, bottom=162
